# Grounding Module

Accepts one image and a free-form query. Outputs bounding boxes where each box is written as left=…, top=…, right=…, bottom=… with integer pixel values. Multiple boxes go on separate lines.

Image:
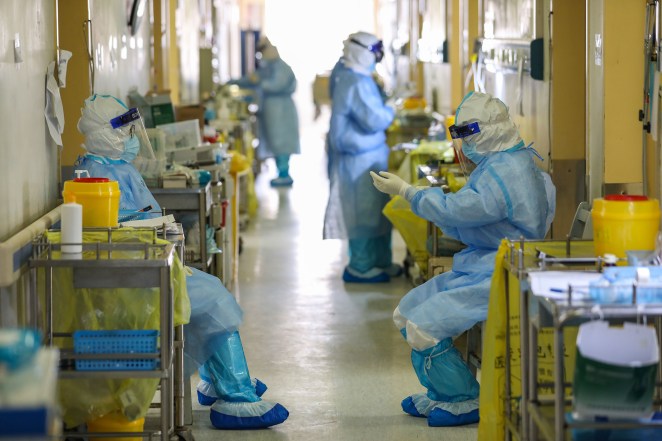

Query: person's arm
left=258, top=62, right=296, bottom=94
left=349, top=78, right=394, bottom=133
left=409, top=174, right=507, bottom=228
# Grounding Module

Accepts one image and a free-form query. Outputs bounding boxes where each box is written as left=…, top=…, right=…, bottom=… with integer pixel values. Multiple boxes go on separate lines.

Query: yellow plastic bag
left=478, top=240, right=585, bottom=440
left=383, top=195, right=429, bottom=274
left=42, top=229, right=190, bottom=428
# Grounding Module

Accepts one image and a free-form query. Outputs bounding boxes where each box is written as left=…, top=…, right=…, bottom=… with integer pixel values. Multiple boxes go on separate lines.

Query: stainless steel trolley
left=28, top=227, right=194, bottom=441
left=502, top=238, right=662, bottom=441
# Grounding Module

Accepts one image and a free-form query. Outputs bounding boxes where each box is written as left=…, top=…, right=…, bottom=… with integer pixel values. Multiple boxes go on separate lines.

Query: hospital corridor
left=6, top=0, right=662, bottom=440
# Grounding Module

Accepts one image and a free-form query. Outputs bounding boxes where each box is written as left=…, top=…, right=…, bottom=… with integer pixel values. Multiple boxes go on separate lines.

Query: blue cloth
left=396, top=147, right=555, bottom=426
left=323, top=67, right=394, bottom=243
left=205, top=331, right=289, bottom=429
left=348, top=233, right=392, bottom=273
left=401, top=338, right=480, bottom=426
left=231, top=58, right=300, bottom=161
left=184, top=268, right=243, bottom=371
left=75, top=157, right=249, bottom=376
left=400, top=148, right=556, bottom=341
left=274, top=155, right=290, bottom=178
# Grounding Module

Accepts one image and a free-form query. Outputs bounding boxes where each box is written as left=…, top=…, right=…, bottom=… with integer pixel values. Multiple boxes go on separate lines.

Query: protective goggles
left=110, top=108, right=141, bottom=129
left=350, top=38, right=384, bottom=62
left=448, top=122, right=481, bottom=139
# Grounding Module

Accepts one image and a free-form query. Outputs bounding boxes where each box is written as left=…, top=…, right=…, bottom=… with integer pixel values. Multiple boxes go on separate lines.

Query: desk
left=150, top=183, right=218, bottom=274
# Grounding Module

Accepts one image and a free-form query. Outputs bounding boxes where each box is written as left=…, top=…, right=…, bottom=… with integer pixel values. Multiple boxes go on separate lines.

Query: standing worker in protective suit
left=371, top=91, right=556, bottom=426
left=229, top=36, right=300, bottom=187
left=324, top=31, right=401, bottom=283
left=75, top=94, right=289, bottom=430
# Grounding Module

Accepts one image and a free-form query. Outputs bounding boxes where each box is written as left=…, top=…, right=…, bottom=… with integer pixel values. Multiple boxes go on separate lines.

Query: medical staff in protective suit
left=324, top=31, right=400, bottom=283
left=75, top=94, right=289, bottom=430
left=229, top=36, right=300, bottom=187
left=371, top=91, right=556, bottom=426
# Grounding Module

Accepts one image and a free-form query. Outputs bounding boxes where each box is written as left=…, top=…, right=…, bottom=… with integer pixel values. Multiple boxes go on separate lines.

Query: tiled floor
left=186, top=114, right=479, bottom=440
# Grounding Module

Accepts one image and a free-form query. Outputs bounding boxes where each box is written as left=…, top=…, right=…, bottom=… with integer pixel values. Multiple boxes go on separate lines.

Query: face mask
left=461, top=138, right=482, bottom=164
left=121, top=135, right=140, bottom=162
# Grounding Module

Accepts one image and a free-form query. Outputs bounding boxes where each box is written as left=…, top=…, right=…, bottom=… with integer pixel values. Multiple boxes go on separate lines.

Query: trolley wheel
left=172, top=430, right=195, bottom=441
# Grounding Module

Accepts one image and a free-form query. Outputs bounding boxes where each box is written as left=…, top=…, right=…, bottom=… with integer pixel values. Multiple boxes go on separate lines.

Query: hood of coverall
left=78, top=94, right=153, bottom=162
left=257, top=36, right=279, bottom=61
left=343, top=31, right=381, bottom=76
left=454, top=91, right=524, bottom=165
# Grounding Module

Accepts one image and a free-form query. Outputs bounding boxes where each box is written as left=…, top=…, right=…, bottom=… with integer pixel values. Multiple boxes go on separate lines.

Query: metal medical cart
left=502, top=238, right=662, bottom=441
left=28, top=228, right=193, bottom=441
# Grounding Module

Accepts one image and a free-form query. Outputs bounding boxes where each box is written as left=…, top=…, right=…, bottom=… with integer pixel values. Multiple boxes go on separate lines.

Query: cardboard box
left=176, top=105, right=205, bottom=130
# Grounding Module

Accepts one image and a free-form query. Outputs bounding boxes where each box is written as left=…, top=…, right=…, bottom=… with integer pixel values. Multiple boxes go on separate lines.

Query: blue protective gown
left=324, top=67, right=394, bottom=241
left=232, top=58, right=300, bottom=162
left=74, top=156, right=288, bottom=428
left=75, top=155, right=244, bottom=368
left=323, top=66, right=395, bottom=274
left=401, top=148, right=555, bottom=340
left=397, top=147, right=556, bottom=425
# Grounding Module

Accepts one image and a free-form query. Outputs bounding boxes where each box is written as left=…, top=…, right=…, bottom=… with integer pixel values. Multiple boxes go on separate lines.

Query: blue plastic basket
left=73, top=330, right=159, bottom=371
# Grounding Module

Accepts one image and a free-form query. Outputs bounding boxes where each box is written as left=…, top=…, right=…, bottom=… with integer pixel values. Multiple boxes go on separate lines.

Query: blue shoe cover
left=342, top=267, right=390, bottom=283
left=427, top=399, right=480, bottom=427
left=197, top=377, right=268, bottom=406
left=380, top=263, right=403, bottom=277
left=401, top=392, right=438, bottom=418
left=270, top=176, right=293, bottom=187
left=210, top=400, right=289, bottom=429
left=254, top=378, right=268, bottom=397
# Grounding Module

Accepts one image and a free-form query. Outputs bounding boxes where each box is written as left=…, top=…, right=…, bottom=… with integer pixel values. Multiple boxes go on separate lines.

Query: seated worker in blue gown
left=323, top=31, right=401, bottom=283
left=74, top=94, right=289, bottom=430
left=228, top=36, right=300, bottom=187
left=371, top=91, right=556, bottom=427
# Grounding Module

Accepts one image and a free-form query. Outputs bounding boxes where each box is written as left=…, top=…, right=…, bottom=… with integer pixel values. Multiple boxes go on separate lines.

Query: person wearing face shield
left=227, top=36, right=300, bottom=187
left=323, top=31, right=400, bottom=283
left=370, top=91, right=556, bottom=426
left=75, top=94, right=289, bottom=430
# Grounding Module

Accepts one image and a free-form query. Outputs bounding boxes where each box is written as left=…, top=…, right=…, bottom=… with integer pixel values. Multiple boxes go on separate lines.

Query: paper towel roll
left=61, top=202, right=82, bottom=254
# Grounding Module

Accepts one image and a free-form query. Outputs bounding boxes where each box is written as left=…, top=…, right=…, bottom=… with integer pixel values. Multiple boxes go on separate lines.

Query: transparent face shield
left=110, top=107, right=155, bottom=162
left=449, top=122, right=480, bottom=177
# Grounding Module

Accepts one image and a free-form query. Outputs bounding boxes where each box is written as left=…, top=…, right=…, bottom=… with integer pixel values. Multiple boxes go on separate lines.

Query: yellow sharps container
left=87, top=412, right=145, bottom=441
left=591, top=195, right=661, bottom=259
left=62, top=175, right=120, bottom=228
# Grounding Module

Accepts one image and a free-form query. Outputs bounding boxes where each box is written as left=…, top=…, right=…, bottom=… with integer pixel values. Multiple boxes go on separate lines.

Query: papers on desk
left=120, top=215, right=181, bottom=234
left=528, top=271, right=602, bottom=299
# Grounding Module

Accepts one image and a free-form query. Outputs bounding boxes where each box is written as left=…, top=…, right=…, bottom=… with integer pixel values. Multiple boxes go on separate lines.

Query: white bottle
left=61, top=197, right=82, bottom=254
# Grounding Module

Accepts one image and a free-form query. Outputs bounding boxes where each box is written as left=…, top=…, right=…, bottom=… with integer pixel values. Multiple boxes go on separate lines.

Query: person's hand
left=370, top=171, right=412, bottom=198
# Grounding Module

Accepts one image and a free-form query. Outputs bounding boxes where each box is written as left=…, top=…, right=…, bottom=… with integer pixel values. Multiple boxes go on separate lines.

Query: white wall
left=90, top=0, right=152, bottom=102
left=0, top=0, right=58, bottom=241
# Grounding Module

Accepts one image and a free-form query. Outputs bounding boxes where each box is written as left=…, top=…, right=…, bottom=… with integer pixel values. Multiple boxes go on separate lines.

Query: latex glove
left=370, top=171, right=412, bottom=199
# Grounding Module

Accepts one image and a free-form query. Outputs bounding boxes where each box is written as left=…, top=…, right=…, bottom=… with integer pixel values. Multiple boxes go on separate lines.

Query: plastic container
left=73, top=330, right=158, bottom=371
left=573, top=321, right=659, bottom=420
left=60, top=199, right=82, bottom=253
left=62, top=171, right=120, bottom=228
left=591, top=195, right=660, bottom=259
left=87, top=412, right=145, bottom=441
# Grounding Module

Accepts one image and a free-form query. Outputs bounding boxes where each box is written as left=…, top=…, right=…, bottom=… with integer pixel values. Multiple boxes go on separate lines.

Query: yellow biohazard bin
left=62, top=176, right=120, bottom=228
left=592, top=195, right=661, bottom=259
left=87, top=412, right=145, bottom=441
